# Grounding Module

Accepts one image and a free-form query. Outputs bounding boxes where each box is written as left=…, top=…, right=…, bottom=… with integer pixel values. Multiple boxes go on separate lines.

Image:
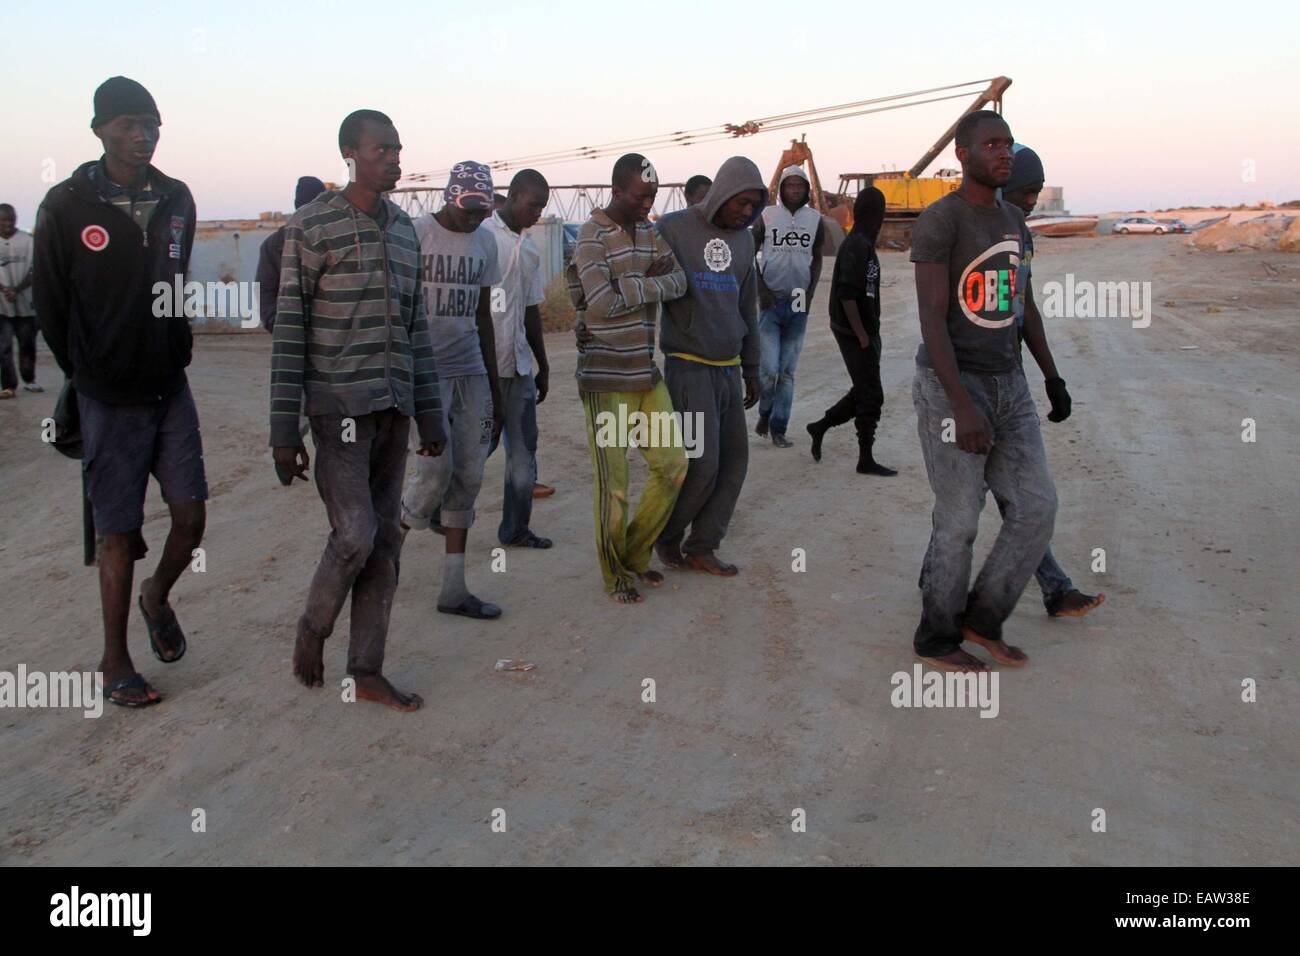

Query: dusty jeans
left=912, top=365, right=1057, bottom=656
left=401, top=373, right=493, bottom=531
left=487, top=374, right=539, bottom=545
left=299, top=408, right=409, bottom=677
left=921, top=521, right=1075, bottom=610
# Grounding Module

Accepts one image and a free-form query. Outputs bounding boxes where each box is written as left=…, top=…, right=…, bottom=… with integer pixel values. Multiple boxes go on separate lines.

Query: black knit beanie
left=91, top=76, right=161, bottom=128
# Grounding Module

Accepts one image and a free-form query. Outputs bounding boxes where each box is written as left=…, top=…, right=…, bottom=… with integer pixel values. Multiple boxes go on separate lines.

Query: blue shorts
left=79, top=383, right=209, bottom=535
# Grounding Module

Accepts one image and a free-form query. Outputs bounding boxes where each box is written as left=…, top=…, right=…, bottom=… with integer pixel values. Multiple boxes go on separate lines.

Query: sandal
left=437, top=595, right=502, bottom=620
left=139, top=595, right=187, bottom=663
left=105, top=673, right=162, bottom=708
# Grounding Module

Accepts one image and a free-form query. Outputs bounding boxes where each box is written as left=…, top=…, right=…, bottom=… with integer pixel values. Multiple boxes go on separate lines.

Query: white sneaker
left=22, top=383, right=43, bottom=393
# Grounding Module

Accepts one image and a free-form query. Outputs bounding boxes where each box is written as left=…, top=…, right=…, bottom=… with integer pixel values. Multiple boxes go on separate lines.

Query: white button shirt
left=484, top=210, right=545, bottom=378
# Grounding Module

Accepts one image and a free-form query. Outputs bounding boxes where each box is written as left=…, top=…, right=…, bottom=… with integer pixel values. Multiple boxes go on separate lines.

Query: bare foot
left=654, top=540, right=689, bottom=570
left=293, top=621, right=325, bottom=688
left=610, top=584, right=644, bottom=604
left=916, top=649, right=989, bottom=672
left=1050, top=590, right=1106, bottom=618
left=637, top=569, right=665, bottom=588
left=961, top=626, right=1028, bottom=667
left=354, top=674, right=423, bottom=712
left=686, top=552, right=738, bottom=576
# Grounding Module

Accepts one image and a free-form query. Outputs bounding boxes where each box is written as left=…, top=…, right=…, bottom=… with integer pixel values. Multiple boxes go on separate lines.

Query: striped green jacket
left=269, top=191, right=443, bottom=447
left=567, top=209, right=686, bottom=393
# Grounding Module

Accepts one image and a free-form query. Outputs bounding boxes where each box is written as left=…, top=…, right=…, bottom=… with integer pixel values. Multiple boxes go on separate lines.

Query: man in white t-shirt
left=484, top=170, right=553, bottom=549
left=0, top=204, right=41, bottom=398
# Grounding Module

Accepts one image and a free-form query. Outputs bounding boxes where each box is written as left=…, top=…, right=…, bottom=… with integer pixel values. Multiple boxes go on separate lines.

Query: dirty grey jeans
left=299, top=408, right=409, bottom=677
left=912, top=364, right=1057, bottom=656
left=402, top=373, right=493, bottom=531
left=920, top=512, right=1075, bottom=608
left=658, top=356, right=749, bottom=556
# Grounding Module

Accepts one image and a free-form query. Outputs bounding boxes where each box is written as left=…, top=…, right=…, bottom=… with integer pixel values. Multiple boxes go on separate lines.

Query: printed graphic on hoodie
left=415, top=214, right=502, bottom=378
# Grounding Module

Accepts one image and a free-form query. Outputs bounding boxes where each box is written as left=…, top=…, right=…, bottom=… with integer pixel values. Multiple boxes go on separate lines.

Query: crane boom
left=906, top=76, right=1012, bottom=179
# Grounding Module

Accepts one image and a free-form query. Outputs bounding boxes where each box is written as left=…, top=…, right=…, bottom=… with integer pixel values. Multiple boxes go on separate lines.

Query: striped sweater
left=566, top=209, right=686, bottom=392
left=269, top=190, right=443, bottom=448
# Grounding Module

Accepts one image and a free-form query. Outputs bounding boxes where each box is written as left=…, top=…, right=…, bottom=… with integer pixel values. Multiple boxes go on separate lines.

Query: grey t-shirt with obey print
left=910, top=192, right=1025, bottom=374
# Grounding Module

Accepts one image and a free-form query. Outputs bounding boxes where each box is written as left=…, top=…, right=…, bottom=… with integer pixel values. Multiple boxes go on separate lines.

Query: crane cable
left=403, top=78, right=994, bottom=184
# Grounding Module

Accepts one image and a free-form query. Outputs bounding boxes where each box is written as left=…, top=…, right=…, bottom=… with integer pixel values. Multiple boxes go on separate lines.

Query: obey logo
left=769, top=228, right=812, bottom=248
left=81, top=225, right=110, bottom=252
left=958, top=239, right=1019, bottom=329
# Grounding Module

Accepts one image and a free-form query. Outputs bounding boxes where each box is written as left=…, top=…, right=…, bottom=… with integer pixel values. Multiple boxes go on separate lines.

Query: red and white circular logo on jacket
left=81, top=225, right=110, bottom=252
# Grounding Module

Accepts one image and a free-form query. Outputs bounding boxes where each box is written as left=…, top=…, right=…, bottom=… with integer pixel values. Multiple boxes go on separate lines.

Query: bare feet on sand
left=355, top=674, right=423, bottom=712
left=916, top=649, right=989, bottom=672
left=961, top=626, right=1028, bottom=667
left=293, top=623, right=325, bottom=688
left=1050, top=590, right=1106, bottom=617
left=686, top=552, right=738, bottom=576
left=611, top=584, right=644, bottom=604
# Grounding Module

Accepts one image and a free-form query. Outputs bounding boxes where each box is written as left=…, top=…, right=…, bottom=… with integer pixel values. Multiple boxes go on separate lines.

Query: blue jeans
left=912, top=365, right=1057, bottom=656
left=487, top=374, right=539, bottom=545
left=757, top=298, right=808, bottom=436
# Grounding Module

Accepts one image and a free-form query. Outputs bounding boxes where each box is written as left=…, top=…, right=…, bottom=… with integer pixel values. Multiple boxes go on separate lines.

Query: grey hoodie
left=655, top=156, right=767, bottom=375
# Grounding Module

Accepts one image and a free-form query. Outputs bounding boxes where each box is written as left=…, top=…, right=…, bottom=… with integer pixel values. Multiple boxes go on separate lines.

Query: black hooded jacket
left=34, top=159, right=197, bottom=404
left=829, top=188, right=885, bottom=338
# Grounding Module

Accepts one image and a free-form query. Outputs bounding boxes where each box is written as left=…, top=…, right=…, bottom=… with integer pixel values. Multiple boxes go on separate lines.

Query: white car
left=1113, top=216, right=1169, bottom=235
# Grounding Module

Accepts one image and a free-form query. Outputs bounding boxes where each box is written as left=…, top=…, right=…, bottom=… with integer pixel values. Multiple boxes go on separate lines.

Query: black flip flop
left=508, top=531, right=553, bottom=549
left=437, top=596, right=502, bottom=620
left=105, top=673, right=162, bottom=708
left=139, top=595, right=187, bottom=663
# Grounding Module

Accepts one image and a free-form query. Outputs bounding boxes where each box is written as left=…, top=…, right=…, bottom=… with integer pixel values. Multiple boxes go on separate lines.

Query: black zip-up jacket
left=34, top=159, right=197, bottom=404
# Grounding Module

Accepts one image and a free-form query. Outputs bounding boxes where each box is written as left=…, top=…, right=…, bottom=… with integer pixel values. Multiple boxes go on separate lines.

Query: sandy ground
left=2, top=235, right=1297, bottom=866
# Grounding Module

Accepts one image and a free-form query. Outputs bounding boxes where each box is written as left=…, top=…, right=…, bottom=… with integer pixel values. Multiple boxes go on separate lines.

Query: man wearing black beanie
left=256, top=175, right=326, bottom=332
left=34, top=76, right=206, bottom=708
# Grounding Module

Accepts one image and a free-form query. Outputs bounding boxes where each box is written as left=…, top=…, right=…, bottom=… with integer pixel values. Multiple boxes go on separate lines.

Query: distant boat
left=1186, top=214, right=1231, bottom=232
left=1026, top=216, right=1098, bottom=237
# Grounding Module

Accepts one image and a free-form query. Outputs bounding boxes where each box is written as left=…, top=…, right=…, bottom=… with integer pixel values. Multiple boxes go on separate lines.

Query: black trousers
left=0, top=315, right=38, bottom=391
left=823, top=325, right=883, bottom=445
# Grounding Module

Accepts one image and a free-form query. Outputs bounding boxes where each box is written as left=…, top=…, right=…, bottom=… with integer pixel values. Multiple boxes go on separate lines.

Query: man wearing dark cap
left=400, top=161, right=506, bottom=620
left=256, top=176, right=325, bottom=332
left=33, top=76, right=206, bottom=707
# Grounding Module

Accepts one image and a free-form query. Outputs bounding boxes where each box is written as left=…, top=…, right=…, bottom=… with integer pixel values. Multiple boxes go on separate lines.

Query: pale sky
left=2, top=0, right=1297, bottom=228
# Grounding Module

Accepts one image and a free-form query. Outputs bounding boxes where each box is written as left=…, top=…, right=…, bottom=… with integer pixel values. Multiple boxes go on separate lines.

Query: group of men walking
left=27, top=76, right=1103, bottom=711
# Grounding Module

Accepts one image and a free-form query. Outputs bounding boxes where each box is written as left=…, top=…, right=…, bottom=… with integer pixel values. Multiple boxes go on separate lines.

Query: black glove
left=1045, top=377, right=1071, bottom=423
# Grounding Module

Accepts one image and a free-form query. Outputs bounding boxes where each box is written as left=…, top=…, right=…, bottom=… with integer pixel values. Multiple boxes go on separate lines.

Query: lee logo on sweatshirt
left=81, top=225, right=109, bottom=252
